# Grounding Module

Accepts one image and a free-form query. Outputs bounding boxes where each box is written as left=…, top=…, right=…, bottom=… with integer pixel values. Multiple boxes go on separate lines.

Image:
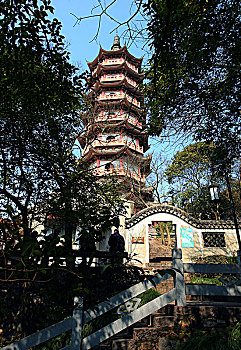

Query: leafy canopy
left=144, top=0, right=241, bottom=161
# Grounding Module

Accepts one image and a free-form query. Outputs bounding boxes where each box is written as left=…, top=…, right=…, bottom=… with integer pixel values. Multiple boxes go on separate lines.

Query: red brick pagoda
left=80, top=35, right=152, bottom=211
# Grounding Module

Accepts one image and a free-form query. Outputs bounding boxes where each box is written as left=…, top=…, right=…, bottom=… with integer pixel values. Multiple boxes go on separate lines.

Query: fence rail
left=183, top=263, right=241, bottom=274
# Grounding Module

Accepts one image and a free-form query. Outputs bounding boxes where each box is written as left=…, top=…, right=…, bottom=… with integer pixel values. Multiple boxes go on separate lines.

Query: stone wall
left=124, top=204, right=239, bottom=265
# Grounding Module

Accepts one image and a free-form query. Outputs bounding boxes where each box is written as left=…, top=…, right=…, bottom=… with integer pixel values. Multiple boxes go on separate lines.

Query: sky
left=50, top=0, right=147, bottom=70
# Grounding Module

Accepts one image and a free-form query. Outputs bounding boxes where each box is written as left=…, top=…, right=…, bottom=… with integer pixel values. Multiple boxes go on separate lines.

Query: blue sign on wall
left=181, top=228, right=194, bottom=247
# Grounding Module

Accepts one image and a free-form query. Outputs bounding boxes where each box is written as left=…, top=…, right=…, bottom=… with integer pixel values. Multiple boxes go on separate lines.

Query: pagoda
left=79, top=35, right=153, bottom=212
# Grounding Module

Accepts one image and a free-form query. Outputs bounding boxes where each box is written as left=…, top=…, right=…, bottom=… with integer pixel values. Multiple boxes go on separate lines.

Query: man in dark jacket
left=108, top=229, right=125, bottom=252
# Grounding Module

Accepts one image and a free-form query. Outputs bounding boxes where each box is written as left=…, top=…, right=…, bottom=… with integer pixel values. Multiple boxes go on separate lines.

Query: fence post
left=237, top=250, right=241, bottom=265
left=71, top=296, right=83, bottom=350
left=172, top=249, right=186, bottom=306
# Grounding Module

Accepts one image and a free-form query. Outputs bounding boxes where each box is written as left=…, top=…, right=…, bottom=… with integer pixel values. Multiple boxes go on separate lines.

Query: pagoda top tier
left=87, top=35, right=143, bottom=71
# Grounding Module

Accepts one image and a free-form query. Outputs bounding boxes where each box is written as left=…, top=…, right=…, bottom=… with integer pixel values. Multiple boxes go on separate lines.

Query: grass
left=189, top=275, right=223, bottom=285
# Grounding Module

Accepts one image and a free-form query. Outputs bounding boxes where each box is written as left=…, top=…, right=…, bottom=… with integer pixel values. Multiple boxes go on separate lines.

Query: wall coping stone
left=125, top=204, right=239, bottom=230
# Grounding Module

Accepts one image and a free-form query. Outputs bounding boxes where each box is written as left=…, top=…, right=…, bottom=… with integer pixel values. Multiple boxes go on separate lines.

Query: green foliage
left=190, top=255, right=238, bottom=284
left=138, top=288, right=161, bottom=307
left=176, top=322, right=241, bottom=350
left=176, top=330, right=229, bottom=350
left=164, top=142, right=241, bottom=219
left=190, top=276, right=222, bottom=285
left=155, top=222, right=174, bottom=235
left=144, top=0, right=241, bottom=161
left=229, top=321, right=241, bottom=350
left=165, top=142, right=216, bottom=218
left=192, top=255, right=238, bottom=265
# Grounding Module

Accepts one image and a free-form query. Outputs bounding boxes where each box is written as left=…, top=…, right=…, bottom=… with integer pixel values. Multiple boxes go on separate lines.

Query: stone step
left=112, top=338, right=131, bottom=350
left=111, top=328, right=133, bottom=340
left=151, top=315, right=175, bottom=328
left=93, top=304, right=241, bottom=349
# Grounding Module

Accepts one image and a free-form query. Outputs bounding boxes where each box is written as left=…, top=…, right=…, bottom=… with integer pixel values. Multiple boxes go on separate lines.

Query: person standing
left=108, top=229, right=125, bottom=252
left=108, top=229, right=125, bottom=264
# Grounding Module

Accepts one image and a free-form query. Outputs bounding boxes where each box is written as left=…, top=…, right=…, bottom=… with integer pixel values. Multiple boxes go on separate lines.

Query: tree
left=146, top=152, right=169, bottom=204
left=165, top=142, right=241, bottom=220
left=0, top=0, right=82, bottom=235
left=0, top=0, right=124, bottom=341
left=0, top=0, right=123, bottom=253
left=166, top=142, right=219, bottom=218
left=144, top=0, right=241, bottom=163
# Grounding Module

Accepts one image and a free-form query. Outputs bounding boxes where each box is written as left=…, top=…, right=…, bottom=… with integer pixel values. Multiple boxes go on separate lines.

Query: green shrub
left=176, top=322, right=241, bottom=350
left=138, top=288, right=161, bottom=307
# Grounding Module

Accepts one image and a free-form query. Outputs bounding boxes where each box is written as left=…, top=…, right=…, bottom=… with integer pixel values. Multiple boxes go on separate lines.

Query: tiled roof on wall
left=125, top=204, right=238, bottom=230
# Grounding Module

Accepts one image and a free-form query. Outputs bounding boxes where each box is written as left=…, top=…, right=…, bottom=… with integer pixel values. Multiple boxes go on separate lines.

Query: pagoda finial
left=111, top=34, right=121, bottom=51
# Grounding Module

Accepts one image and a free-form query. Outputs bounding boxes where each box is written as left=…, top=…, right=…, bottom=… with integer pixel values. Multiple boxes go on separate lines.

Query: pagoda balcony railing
left=100, top=74, right=124, bottom=82
left=100, top=75, right=137, bottom=88
left=101, top=58, right=124, bottom=66
left=125, top=94, right=141, bottom=107
left=126, top=61, right=139, bottom=73
left=98, top=93, right=141, bottom=107
left=83, top=139, right=144, bottom=154
left=92, top=59, right=139, bottom=75
left=91, top=138, right=144, bottom=153
left=94, top=113, right=142, bottom=128
left=126, top=76, right=138, bottom=87
left=93, top=166, right=145, bottom=183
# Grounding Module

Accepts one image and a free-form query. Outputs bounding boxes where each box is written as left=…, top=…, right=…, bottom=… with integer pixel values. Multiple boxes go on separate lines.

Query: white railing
left=2, top=271, right=175, bottom=350
left=100, top=74, right=123, bottom=82
left=4, top=249, right=241, bottom=349
left=102, top=58, right=124, bottom=66
left=99, top=75, right=138, bottom=88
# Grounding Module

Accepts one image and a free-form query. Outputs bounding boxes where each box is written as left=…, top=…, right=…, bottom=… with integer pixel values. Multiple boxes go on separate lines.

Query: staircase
left=146, top=245, right=174, bottom=295
left=94, top=303, right=241, bottom=350
left=92, top=245, right=241, bottom=349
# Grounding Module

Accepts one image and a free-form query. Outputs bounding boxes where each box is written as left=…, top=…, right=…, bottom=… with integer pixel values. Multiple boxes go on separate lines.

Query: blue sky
left=51, top=0, right=147, bottom=70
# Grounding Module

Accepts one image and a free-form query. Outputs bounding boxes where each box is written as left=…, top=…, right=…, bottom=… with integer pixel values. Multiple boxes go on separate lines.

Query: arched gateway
left=123, top=204, right=239, bottom=265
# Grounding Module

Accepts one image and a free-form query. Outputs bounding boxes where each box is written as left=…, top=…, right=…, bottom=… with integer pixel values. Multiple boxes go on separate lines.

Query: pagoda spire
left=111, top=34, right=121, bottom=51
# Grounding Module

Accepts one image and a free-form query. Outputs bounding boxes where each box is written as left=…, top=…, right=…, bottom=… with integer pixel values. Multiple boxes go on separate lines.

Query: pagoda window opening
left=105, top=163, right=114, bottom=171
left=106, top=135, right=116, bottom=142
left=106, top=92, right=117, bottom=97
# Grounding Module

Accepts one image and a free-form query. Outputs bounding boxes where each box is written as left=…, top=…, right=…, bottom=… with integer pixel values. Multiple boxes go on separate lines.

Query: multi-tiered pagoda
left=80, top=35, right=152, bottom=212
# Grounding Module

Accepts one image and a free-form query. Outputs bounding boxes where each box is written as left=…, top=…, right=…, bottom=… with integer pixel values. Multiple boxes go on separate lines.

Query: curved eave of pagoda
left=98, top=97, right=144, bottom=112
left=83, top=144, right=151, bottom=164
left=82, top=117, right=147, bottom=135
left=93, top=78, right=143, bottom=96
left=93, top=102, right=147, bottom=118
left=93, top=62, right=144, bottom=79
left=108, top=119, right=144, bottom=133
left=82, top=145, right=126, bottom=161
left=92, top=61, right=144, bottom=79
left=77, top=120, right=148, bottom=148
left=87, top=45, right=143, bottom=70
left=77, top=135, right=85, bottom=148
